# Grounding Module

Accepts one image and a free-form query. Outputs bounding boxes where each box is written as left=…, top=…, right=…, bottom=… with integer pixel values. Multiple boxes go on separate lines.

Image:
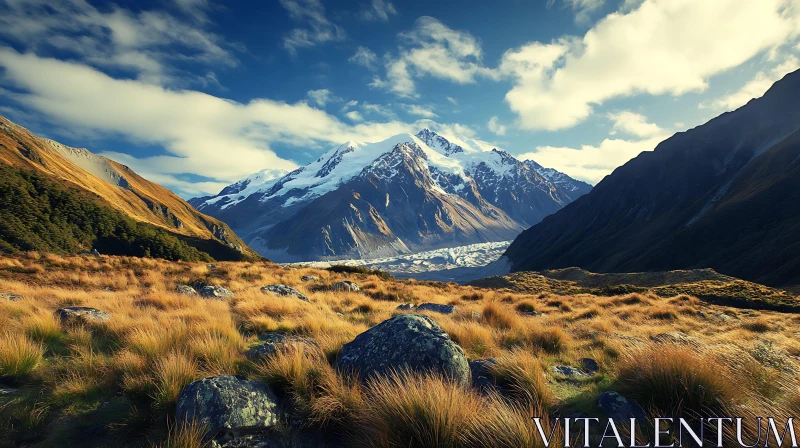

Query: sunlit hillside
left=1, top=253, right=798, bottom=446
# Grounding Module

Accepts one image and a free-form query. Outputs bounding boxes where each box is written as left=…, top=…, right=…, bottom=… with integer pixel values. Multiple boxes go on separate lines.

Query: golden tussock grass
left=0, top=254, right=798, bottom=446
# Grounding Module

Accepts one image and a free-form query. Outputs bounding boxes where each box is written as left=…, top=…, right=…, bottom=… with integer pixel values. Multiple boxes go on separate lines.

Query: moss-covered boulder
left=176, top=375, right=281, bottom=439
left=336, top=314, right=470, bottom=386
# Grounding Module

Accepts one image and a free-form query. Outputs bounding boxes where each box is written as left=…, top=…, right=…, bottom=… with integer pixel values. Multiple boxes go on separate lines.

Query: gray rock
left=176, top=375, right=282, bottom=439
left=176, top=285, right=198, bottom=296
left=580, top=358, right=600, bottom=373
left=330, top=281, right=361, bottom=292
left=469, top=358, right=498, bottom=394
left=300, top=275, right=319, bottom=282
left=90, top=248, right=100, bottom=257
left=395, top=303, right=415, bottom=311
left=415, top=303, right=457, bottom=315
left=336, top=314, right=470, bottom=387
left=552, top=366, right=588, bottom=377
left=208, top=264, right=217, bottom=270
left=0, top=292, right=21, bottom=301
left=596, top=391, right=647, bottom=421
left=261, top=285, right=309, bottom=302
left=471, top=311, right=481, bottom=320
left=55, top=307, right=111, bottom=324
left=0, top=387, right=17, bottom=397
left=245, top=333, right=320, bottom=361
left=200, top=286, right=234, bottom=299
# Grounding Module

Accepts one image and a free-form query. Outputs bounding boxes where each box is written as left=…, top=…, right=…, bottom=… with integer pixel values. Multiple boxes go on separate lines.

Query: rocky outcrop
left=336, top=314, right=470, bottom=386
left=596, top=391, right=646, bottom=421
left=176, top=375, right=281, bottom=440
left=245, top=333, right=320, bottom=361
left=55, top=307, right=111, bottom=324
left=260, top=285, right=309, bottom=302
left=330, top=281, right=360, bottom=292
left=176, top=285, right=198, bottom=296
left=300, top=275, right=319, bottom=282
left=199, top=286, right=234, bottom=299
left=416, top=303, right=457, bottom=315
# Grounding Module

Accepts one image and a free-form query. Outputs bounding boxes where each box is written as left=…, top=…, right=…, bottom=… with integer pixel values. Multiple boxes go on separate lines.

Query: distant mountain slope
left=193, top=130, right=591, bottom=261
left=0, top=116, right=259, bottom=261
left=504, top=69, right=800, bottom=288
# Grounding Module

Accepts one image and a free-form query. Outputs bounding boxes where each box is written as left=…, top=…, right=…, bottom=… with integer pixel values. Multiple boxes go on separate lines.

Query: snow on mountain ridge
left=194, top=129, right=583, bottom=213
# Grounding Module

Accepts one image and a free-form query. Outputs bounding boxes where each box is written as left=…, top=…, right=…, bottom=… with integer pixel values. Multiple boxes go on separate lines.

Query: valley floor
left=287, top=240, right=511, bottom=282
left=0, top=253, right=799, bottom=447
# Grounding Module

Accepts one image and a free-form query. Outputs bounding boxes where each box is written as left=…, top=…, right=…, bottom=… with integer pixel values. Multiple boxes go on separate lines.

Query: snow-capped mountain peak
left=415, top=128, right=466, bottom=156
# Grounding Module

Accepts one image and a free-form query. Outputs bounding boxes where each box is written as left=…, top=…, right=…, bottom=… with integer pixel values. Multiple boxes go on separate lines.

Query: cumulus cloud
left=306, top=89, right=340, bottom=107
left=349, top=46, right=378, bottom=70
left=547, top=0, right=606, bottom=24
left=399, top=104, right=437, bottom=118
left=358, top=0, right=397, bottom=21
left=607, top=111, right=664, bottom=138
left=372, top=17, right=497, bottom=97
left=501, top=0, right=800, bottom=131
left=487, top=116, right=506, bottom=135
left=0, top=0, right=240, bottom=85
left=279, top=0, right=345, bottom=54
left=344, top=110, right=364, bottom=122
left=446, top=96, right=458, bottom=105
left=519, top=134, right=668, bottom=184
left=700, top=54, right=800, bottom=111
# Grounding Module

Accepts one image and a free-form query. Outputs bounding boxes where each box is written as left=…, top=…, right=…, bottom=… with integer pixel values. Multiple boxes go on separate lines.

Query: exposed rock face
left=336, top=314, right=470, bottom=386
left=416, top=303, right=457, bottom=315
left=330, top=281, right=360, bottom=292
left=176, top=375, right=281, bottom=439
left=245, top=333, right=320, bottom=361
left=580, top=358, right=600, bottom=373
left=300, top=275, right=319, bottom=282
left=596, top=391, right=647, bottom=421
left=260, top=284, right=309, bottom=302
left=55, top=307, right=111, bottom=324
left=552, top=366, right=588, bottom=377
left=199, top=286, right=234, bottom=299
left=176, top=285, right=198, bottom=296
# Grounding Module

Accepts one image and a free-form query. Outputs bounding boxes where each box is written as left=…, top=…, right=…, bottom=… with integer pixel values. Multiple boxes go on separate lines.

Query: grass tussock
left=0, top=333, right=43, bottom=377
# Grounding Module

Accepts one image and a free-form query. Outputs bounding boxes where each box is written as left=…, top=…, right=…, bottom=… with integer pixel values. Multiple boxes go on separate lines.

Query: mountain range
left=0, top=116, right=258, bottom=261
left=191, top=129, right=591, bottom=261
left=503, top=68, right=800, bottom=288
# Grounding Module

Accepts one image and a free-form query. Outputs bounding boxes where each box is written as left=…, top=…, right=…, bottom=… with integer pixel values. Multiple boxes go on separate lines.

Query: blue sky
left=0, top=0, right=798, bottom=197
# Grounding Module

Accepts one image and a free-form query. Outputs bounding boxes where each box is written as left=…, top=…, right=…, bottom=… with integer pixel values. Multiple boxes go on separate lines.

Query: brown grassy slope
left=470, top=267, right=800, bottom=312
left=0, top=116, right=256, bottom=258
left=0, top=253, right=799, bottom=446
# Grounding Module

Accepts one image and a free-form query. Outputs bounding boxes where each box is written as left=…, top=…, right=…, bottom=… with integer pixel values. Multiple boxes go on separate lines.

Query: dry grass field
left=0, top=253, right=799, bottom=447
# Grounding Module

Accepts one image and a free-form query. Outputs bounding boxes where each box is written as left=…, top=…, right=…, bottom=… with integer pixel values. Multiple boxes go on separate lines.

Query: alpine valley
left=190, top=129, right=591, bottom=262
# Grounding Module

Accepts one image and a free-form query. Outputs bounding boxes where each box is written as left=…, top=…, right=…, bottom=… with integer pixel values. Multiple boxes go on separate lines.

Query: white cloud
left=446, top=96, right=458, bottom=106
left=361, top=102, right=397, bottom=118
left=0, top=49, right=472, bottom=196
left=0, top=0, right=239, bottom=85
left=399, top=104, right=437, bottom=118
left=700, top=54, right=800, bottom=111
left=306, top=89, right=340, bottom=107
left=349, top=46, right=378, bottom=70
left=607, top=111, right=664, bottom=137
left=487, top=116, right=506, bottom=135
left=548, top=0, right=606, bottom=24
left=340, top=100, right=359, bottom=112
left=359, top=0, right=397, bottom=21
left=344, top=110, right=364, bottom=122
left=501, top=0, right=800, bottom=131
left=372, top=17, right=497, bottom=97
left=519, top=133, right=668, bottom=184
left=279, top=0, right=345, bottom=54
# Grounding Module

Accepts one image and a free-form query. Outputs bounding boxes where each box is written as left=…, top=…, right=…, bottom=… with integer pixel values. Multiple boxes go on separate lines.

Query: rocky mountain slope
left=192, top=130, right=591, bottom=261
left=504, top=69, right=800, bottom=288
left=0, top=116, right=258, bottom=261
